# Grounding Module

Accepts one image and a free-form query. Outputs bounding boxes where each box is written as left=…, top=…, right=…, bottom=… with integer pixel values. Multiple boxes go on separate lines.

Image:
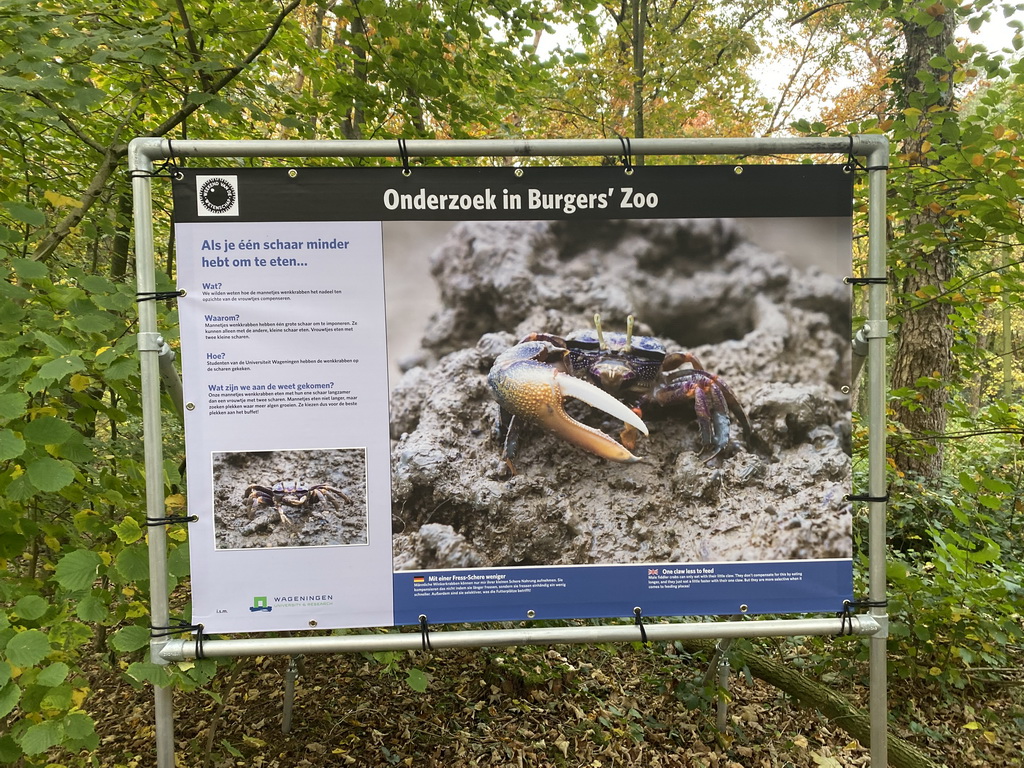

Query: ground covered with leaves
left=88, top=634, right=1022, bottom=768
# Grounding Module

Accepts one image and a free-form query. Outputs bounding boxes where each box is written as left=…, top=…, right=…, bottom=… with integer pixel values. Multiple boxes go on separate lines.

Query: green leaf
left=978, top=494, right=1001, bottom=510
left=0, top=429, right=26, bottom=461
left=0, top=392, right=27, bottom=421
left=0, top=681, right=20, bottom=718
left=36, top=661, right=70, bottom=687
left=113, top=515, right=143, bottom=544
left=25, top=456, right=75, bottom=492
left=4, top=629, right=51, bottom=666
left=40, top=682, right=73, bottom=710
left=126, top=661, right=171, bottom=686
left=62, top=711, right=96, bottom=741
left=0, top=733, right=21, bottom=762
left=114, top=545, right=150, bottom=583
left=2, top=204, right=46, bottom=228
left=24, top=416, right=75, bottom=445
left=19, top=720, right=62, bottom=756
left=13, top=595, right=48, bottom=621
left=53, top=549, right=102, bottom=591
left=32, top=355, right=87, bottom=388
left=958, top=472, right=979, bottom=494
left=405, top=667, right=430, bottom=692
left=75, top=594, right=109, bottom=623
left=73, top=310, right=117, bottom=334
left=110, top=624, right=150, bottom=652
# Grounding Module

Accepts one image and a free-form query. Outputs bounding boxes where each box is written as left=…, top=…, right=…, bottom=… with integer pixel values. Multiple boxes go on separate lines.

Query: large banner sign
left=172, top=165, right=855, bottom=633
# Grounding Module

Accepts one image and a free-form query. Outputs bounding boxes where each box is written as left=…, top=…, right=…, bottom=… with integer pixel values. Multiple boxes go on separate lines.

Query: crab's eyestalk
left=593, top=313, right=607, bottom=350
left=624, top=315, right=635, bottom=353
left=489, top=340, right=648, bottom=463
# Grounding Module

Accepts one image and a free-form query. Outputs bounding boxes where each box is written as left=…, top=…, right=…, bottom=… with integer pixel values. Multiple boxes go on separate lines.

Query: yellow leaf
left=993, top=125, right=1005, bottom=139
left=72, top=687, right=89, bottom=708
left=921, top=140, right=932, bottom=153
left=963, top=721, right=981, bottom=730
left=971, top=154, right=984, bottom=167
left=44, top=190, right=81, bottom=208
left=165, top=493, right=186, bottom=510
left=983, top=731, right=997, bottom=744
left=929, top=666, right=942, bottom=676
left=793, top=735, right=809, bottom=748
left=69, top=373, right=93, bottom=392
left=95, top=346, right=112, bottom=358
left=167, top=527, right=187, bottom=542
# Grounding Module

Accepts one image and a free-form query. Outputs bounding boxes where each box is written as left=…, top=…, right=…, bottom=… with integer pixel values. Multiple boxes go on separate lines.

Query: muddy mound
left=390, top=219, right=852, bottom=570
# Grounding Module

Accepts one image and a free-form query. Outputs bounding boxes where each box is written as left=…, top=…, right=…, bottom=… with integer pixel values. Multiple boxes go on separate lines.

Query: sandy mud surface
left=388, top=219, right=852, bottom=570
left=211, top=448, right=368, bottom=549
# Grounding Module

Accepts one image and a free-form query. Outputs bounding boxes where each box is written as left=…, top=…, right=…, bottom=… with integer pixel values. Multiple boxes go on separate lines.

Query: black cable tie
left=145, top=514, right=198, bottom=527
left=842, top=135, right=859, bottom=174
left=398, top=139, right=412, bottom=176
left=195, top=626, right=207, bottom=660
left=150, top=620, right=203, bottom=638
left=633, top=606, right=649, bottom=645
left=836, top=599, right=888, bottom=637
left=137, top=290, right=185, bottom=302
left=845, top=492, right=889, bottom=503
left=844, top=276, right=888, bottom=286
left=619, top=136, right=634, bottom=175
left=838, top=601, right=854, bottom=636
left=866, top=165, right=889, bottom=172
left=418, top=614, right=432, bottom=651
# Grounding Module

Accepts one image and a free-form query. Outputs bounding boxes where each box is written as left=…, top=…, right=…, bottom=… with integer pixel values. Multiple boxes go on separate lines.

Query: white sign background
left=176, top=220, right=394, bottom=632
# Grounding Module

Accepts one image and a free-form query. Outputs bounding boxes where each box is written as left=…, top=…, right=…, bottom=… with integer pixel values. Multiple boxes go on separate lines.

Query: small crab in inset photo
left=242, top=480, right=352, bottom=531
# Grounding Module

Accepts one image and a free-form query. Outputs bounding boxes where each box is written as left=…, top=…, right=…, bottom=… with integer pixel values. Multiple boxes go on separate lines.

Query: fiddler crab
left=487, top=315, right=754, bottom=471
left=242, top=480, right=352, bottom=529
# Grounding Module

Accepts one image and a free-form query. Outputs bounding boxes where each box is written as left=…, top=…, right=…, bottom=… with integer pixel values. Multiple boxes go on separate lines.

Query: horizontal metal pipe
left=130, top=136, right=884, bottom=162
left=160, top=615, right=879, bottom=661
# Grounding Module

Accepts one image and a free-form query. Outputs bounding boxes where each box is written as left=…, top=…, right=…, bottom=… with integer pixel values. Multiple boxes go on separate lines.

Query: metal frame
left=130, top=136, right=889, bottom=768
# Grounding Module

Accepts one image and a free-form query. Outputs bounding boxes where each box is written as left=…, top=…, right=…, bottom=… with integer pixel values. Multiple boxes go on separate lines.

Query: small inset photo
left=211, top=448, right=368, bottom=549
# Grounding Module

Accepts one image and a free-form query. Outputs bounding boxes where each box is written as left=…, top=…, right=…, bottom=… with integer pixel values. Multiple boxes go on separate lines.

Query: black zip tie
left=843, top=135, right=859, bottom=174
left=145, top=514, right=198, bottom=527
left=844, top=276, right=888, bottom=285
left=398, top=139, right=412, bottom=177
left=633, top=606, right=649, bottom=645
left=137, top=289, right=185, bottom=302
left=846, top=492, right=890, bottom=503
left=418, top=614, right=432, bottom=651
left=619, top=136, right=634, bottom=175
left=195, top=626, right=207, bottom=660
left=150, top=620, right=203, bottom=638
left=129, top=143, right=179, bottom=179
left=837, top=599, right=888, bottom=636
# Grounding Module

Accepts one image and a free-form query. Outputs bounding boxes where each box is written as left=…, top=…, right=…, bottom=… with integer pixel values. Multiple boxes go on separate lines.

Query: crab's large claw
left=488, top=341, right=648, bottom=462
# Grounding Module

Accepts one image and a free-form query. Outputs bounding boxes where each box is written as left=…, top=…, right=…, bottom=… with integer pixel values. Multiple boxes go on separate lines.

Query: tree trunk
left=679, top=638, right=939, bottom=768
left=889, top=11, right=957, bottom=478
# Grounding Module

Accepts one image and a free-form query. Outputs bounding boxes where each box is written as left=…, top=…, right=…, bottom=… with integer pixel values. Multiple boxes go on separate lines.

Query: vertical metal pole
left=129, top=139, right=176, bottom=768
left=715, top=642, right=731, bottom=732
left=281, top=656, right=301, bottom=734
left=864, top=136, right=890, bottom=767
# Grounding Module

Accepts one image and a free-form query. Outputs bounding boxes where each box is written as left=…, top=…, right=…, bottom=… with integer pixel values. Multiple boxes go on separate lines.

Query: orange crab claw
left=489, top=342, right=649, bottom=463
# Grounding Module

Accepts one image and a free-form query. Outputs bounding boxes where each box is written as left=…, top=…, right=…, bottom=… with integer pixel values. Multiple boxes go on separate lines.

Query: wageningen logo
left=249, top=596, right=272, bottom=613
left=196, top=174, right=239, bottom=216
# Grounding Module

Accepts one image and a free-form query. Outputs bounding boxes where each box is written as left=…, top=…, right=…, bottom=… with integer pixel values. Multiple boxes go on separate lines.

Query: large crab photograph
left=387, top=217, right=853, bottom=570
left=211, top=447, right=369, bottom=549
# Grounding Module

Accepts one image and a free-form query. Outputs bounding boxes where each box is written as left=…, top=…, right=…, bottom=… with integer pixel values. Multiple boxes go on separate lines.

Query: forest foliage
left=1, top=0, right=1022, bottom=764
